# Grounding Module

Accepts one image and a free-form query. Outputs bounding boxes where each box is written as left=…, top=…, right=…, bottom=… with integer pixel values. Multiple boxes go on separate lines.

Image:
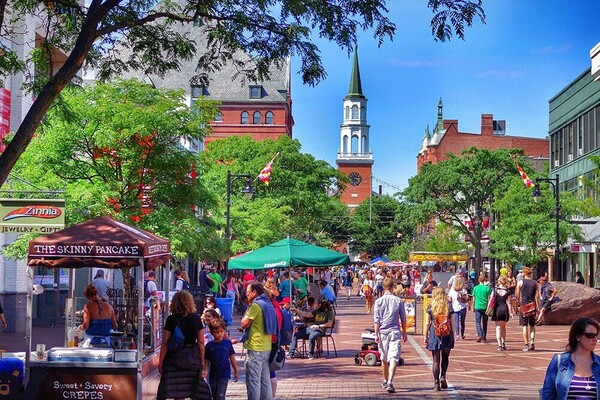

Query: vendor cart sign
left=32, top=369, right=136, bottom=400
left=0, top=198, right=65, bottom=233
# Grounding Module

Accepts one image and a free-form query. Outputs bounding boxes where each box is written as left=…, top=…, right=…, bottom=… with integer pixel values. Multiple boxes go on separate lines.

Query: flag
left=258, top=153, right=278, bottom=185
left=516, top=163, right=534, bottom=188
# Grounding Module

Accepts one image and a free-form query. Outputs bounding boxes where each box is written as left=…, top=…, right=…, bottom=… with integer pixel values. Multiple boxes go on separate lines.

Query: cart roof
left=27, top=216, right=170, bottom=269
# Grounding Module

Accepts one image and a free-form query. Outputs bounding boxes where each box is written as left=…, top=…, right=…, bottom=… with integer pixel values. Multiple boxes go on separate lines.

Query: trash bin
left=215, top=297, right=234, bottom=326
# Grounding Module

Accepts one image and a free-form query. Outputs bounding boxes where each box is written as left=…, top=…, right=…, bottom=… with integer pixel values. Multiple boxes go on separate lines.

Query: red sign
left=0, top=88, right=10, bottom=153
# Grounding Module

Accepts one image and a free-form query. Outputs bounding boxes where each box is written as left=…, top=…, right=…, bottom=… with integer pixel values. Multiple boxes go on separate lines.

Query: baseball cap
left=281, top=297, right=291, bottom=305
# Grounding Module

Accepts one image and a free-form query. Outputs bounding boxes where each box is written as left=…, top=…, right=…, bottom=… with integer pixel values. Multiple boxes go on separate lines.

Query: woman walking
left=491, top=276, right=513, bottom=351
left=362, top=270, right=376, bottom=314
left=157, top=290, right=210, bottom=400
left=424, top=286, right=455, bottom=391
left=342, top=269, right=354, bottom=300
left=541, top=317, right=600, bottom=399
left=448, top=277, right=469, bottom=340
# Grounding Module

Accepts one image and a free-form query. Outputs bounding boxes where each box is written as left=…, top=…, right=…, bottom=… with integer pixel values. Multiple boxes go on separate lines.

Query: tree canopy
left=0, top=0, right=485, bottom=188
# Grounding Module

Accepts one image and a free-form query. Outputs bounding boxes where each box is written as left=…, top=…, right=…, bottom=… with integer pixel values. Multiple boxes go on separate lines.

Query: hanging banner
left=409, top=252, right=469, bottom=262
left=0, top=198, right=65, bottom=233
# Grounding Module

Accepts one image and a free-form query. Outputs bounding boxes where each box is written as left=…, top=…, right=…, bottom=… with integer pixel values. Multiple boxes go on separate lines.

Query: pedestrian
left=0, top=300, right=7, bottom=331
left=343, top=270, right=354, bottom=300
left=536, top=275, right=558, bottom=325
left=375, top=269, right=385, bottom=297
left=157, top=290, right=210, bottom=400
left=576, top=271, right=585, bottom=285
left=318, top=280, right=336, bottom=304
left=208, top=266, right=222, bottom=297
left=540, top=316, right=600, bottom=399
left=91, top=269, right=110, bottom=302
left=472, top=274, right=492, bottom=343
left=362, top=270, right=376, bottom=314
left=516, top=266, right=540, bottom=351
left=373, top=278, right=407, bottom=394
left=204, top=318, right=239, bottom=400
left=174, top=269, right=190, bottom=292
left=144, top=271, right=159, bottom=312
left=491, top=276, right=513, bottom=351
left=424, top=286, right=454, bottom=391
left=241, top=281, right=278, bottom=400
left=277, top=272, right=293, bottom=303
left=448, top=277, right=470, bottom=340
left=420, top=270, right=438, bottom=295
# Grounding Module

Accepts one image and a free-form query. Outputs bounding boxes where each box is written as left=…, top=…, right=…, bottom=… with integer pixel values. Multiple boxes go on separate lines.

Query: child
left=204, top=319, right=238, bottom=400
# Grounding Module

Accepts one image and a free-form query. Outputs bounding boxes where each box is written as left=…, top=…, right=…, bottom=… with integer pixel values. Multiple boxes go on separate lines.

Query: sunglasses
left=582, top=332, right=599, bottom=339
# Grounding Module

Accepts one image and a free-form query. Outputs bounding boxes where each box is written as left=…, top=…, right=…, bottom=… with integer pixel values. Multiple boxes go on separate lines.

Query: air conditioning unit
left=554, top=160, right=560, bottom=167
left=578, top=148, right=584, bottom=156
left=568, top=154, right=574, bottom=161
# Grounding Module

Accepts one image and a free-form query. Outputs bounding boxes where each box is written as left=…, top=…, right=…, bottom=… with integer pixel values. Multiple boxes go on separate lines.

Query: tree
left=348, top=195, right=414, bottom=258
left=490, top=177, right=583, bottom=266
left=198, top=135, right=350, bottom=254
left=4, top=79, right=225, bottom=262
left=403, top=147, right=519, bottom=276
left=0, top=0, right=486, bottom=188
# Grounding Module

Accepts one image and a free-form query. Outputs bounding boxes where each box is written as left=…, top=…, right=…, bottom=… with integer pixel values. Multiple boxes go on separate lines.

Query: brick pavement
left=226, top=295, right=570, bottom=400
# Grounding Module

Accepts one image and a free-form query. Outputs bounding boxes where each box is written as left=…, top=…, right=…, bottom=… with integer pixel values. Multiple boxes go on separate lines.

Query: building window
left=345, top=106, right=349, bottom=120
left=351, top=105, right=358, bottom=119
left=360, top=106, right=366, bottom=120
left=191, top=85, right=206, bottom=98
left=265, top=111, right=274, bottom=124
left=214, top=112, right=223, bottom=122
left=253, top=111, right=261, bottom=124
left=249, top=85, right=263, bottom=99
left=241, top=111, right=249, bottom=124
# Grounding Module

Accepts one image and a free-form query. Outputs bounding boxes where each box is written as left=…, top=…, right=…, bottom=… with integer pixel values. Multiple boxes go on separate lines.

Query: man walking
left=241, top=282, right=278, bottom=400
left=374, top=278, right=407, bottom=394
left=515, top=266, right=540, bottom=351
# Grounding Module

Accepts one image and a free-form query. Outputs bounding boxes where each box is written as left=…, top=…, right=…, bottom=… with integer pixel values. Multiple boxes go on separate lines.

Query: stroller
left=354, top=328, right=404, bottom=367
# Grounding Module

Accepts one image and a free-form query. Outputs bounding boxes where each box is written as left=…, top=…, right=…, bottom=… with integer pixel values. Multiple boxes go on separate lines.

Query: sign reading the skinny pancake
left=0, top=198, right=65, bottom=233
left=31, top=243, right=169, bottom=258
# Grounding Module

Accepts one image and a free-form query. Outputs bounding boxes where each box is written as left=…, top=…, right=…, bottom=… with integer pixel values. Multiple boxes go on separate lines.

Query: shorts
left=379, top=331, right=402, bottom=363
left=519, top=314, right=536, bottom=326
left=541, top=299, right=553, bottom=311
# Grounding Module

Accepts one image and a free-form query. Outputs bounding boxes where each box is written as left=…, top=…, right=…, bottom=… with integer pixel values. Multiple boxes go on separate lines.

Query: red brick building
left=417, top=99, right=549, bottom=171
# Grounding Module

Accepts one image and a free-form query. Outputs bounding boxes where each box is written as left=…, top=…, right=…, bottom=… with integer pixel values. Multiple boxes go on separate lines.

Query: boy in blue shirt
left=204, top=319, right=238, bottom=400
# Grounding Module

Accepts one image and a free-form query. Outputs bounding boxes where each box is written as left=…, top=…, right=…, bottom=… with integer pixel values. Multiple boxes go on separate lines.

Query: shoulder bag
left=167, top=317, right=186, bottom=352
left=485, top=290, right=496, bottom=318
left=269, top=335, right=286, bottom=371
left=520, top=301, right=537, bottom=317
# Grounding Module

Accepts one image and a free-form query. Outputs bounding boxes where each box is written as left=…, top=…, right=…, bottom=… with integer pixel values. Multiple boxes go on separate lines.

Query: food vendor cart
left=23, top=216, right=171, bottom=400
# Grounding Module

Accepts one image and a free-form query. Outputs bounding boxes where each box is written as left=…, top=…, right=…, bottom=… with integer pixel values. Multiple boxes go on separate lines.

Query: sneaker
left=386, top=383, right=396, bottom=393
left=440, top=377, right=448, bottom=389
left=497, top=346, right=503, bottom=351
left=477, top=336, right=482, bottom=343
left=529, top=342, right=535, bottom=351
left=461, top=335, right=466, bottom=340
left=455, top=335, right=460, bottom=341
left=482, top=337, right=487, bottom=343
left=307, top=353, right=315, bottom=360
left=433, top=381, right=441, bottom=391
left=381, top=381, right=388, bottom=389
left=523, top=345, right=530, bottom=352
left=501, top=344, right=506, bottom=351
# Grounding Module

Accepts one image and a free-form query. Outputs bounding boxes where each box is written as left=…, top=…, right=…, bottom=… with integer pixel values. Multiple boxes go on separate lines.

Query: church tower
left=336, top=50, right=374, bottom=208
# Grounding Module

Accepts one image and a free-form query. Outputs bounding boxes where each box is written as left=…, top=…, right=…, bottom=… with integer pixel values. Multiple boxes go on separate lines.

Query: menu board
left=33, top=369, right=136, bottom=400
left=151, top=302, right=163, bottom=351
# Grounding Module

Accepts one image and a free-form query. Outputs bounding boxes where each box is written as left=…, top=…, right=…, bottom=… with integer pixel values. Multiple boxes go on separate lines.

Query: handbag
left=167, top=317, right=186, bottom=352
left=269, top=335, right=286, bottom=372
left=168, top=344, right=202, bottom=371
left=485, top=290, right=496, bottom=318
left=520, top=301, right=537, bottom=317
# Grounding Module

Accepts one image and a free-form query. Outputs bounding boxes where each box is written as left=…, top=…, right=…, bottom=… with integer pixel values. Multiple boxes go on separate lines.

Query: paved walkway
left=0, top=295, right=570, bottom=399
left=225, top=295, right=567, bottom=399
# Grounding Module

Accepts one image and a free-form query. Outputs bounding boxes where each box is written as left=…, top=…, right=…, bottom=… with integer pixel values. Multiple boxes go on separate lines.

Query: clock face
left=349, top=172, right=362, bottom=186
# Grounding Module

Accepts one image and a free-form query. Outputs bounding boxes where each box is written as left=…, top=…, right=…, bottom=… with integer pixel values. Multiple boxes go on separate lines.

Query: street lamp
left=225, top=170, right=254, bottom=242
left=533, top=174, right=561, bottom=281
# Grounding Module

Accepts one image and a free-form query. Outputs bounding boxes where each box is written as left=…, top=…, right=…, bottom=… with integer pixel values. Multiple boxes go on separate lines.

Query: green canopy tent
left=228, top=238, right=350, bottom=302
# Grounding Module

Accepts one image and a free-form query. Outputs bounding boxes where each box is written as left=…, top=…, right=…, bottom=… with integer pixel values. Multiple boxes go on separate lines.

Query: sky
left=290, top=0, right=600, bottom=195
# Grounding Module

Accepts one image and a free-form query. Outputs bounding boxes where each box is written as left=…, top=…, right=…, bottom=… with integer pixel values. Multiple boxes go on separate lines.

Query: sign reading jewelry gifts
left=0, top=198, right=65, bottom=233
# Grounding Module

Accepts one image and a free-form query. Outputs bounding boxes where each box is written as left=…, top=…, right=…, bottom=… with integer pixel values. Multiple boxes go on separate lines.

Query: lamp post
left=533, top=174, right=560, bottom=281
left=225, top=170, right=254, bottom=242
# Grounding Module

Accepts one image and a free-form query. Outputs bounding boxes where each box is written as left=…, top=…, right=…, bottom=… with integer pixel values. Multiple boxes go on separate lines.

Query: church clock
left=348, top=172, right=362, bottom=186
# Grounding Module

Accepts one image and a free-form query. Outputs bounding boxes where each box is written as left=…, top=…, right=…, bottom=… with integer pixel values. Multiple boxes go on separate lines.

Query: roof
left=345, top=50, right=365, bottom=100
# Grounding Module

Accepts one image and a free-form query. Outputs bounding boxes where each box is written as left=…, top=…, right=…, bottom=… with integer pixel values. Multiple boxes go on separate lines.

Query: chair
left=321, top=317, right=337, bottom=357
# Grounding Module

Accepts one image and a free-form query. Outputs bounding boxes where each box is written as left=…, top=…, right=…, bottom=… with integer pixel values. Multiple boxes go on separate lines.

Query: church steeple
left=436, top=98, right=444, bottom=131
left=345, top=50, right=365, bottom=100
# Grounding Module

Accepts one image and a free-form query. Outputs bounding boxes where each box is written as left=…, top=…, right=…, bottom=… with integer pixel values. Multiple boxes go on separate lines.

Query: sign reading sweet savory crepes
left=0, top=198, right=65, bottom=233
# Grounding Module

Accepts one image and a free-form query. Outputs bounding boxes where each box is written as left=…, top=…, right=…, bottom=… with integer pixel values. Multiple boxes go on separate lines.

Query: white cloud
left=532, top=44, right=573, bottom=54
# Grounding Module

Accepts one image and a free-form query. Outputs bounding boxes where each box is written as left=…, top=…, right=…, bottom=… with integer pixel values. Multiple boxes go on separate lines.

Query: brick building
left=417, top=99, right=549, bottom=172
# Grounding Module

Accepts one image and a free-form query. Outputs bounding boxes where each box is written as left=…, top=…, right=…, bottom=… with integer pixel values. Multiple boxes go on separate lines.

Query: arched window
left=345, top=106, right=350, bottom=120
left=253, top=111, right=261, bottom=124
left=342, top=136, right=349, bottom=153
left=351, top=135, right=359, bottom=153
left=241, top=111, right=249, bottom=124
left=360, top=106, right=366, bottom=120
left=265, top=111, right=274, bottom=124
left=351, top=105, right=358, bottom=119
left=361, top=135, right=368, bottom=152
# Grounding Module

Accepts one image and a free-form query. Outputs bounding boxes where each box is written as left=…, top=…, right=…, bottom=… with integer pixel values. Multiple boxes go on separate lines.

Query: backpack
left=280, top=308, right=294, bottom=346
left=178, top=278, right=191, bottom=292
left=143, top=280, right=151, bottom=300
left=433, top=314, right=451, bottom=337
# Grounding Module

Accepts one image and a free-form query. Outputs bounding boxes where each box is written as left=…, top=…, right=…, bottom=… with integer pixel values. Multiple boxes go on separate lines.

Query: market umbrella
left=228, top=238, right=350, bottom=270
left=368, top=257, right=389, bottom=265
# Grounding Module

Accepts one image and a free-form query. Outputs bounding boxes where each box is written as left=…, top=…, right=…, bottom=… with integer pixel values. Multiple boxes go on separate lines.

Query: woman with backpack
left=424, top=286, right=455, bottom=392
